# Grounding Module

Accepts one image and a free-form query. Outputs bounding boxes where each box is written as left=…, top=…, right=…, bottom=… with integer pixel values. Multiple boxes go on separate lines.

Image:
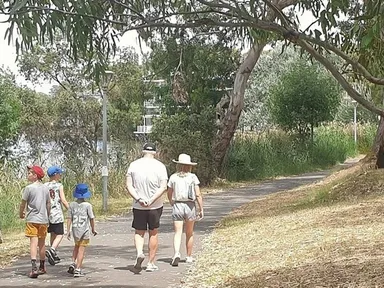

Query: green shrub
left=150, top=106, right=216, bottom=185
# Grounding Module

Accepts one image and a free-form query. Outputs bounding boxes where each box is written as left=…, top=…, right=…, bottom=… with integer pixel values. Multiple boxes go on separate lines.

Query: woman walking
left=167, top=153, right=204, bottom=266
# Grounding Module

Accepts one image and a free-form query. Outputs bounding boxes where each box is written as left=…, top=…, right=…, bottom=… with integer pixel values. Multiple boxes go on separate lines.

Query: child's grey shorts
left=172, top=201, right=196, bottom=221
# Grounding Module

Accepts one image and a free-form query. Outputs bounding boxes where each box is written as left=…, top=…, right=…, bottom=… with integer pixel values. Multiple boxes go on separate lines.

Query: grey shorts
left=172, top=201, right=196, bottom=221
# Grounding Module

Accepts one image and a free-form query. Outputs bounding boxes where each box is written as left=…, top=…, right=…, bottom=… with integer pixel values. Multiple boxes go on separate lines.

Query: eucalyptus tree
left=2, top=0, right=384, bottom=169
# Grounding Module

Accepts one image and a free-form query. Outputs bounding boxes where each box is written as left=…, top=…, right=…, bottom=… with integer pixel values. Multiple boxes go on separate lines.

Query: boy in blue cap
left=45, top=166, right=69, bottom=266
left=66, top=183, right=97, bottom=277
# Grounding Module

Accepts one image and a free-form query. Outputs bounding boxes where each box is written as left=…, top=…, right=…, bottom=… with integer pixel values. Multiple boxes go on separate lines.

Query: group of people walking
left=20, top=165, right=96, bottom=278
left=19, top=142, right=204, bottom=278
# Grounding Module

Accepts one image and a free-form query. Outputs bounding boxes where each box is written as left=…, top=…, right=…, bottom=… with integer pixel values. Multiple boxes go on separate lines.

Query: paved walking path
left=0, top=159, right=359, bottom=288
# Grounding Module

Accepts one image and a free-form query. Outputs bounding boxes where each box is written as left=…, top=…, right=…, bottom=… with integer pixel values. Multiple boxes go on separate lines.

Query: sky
left=0, top=14, right=149, bottom=93
left=0, top=11, right=315, bottom=94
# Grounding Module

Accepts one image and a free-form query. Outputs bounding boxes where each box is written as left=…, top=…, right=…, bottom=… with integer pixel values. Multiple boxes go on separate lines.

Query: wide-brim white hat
left=172, top=153, right=197, bottom=166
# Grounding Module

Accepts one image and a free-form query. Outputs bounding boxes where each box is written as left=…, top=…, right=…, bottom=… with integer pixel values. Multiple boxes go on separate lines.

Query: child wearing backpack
left=167, top=154, right=204, bottom=267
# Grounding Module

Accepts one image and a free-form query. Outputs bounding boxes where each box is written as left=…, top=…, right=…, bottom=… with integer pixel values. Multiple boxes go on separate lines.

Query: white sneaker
left=186, top=256, right=194, bottom=263
left=171, top=253, right=181, bottom=266
left=134, top=254, right=145, bottom=270
left=146, top=263, right=159, bottom=272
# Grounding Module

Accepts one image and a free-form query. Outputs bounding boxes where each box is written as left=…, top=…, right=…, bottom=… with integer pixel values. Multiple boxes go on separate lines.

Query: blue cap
left=73, top=183, right=91, bottom=199
left=47, top=166, right=64, bottom=177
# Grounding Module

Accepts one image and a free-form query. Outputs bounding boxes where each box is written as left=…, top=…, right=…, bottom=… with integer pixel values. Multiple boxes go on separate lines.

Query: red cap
left=27, top=165, right=45, bottom=179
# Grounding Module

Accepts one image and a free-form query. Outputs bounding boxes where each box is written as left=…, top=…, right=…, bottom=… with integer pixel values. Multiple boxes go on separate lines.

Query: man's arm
left=126, top=174, right=140, bottom=201
left=148, top=179, right=168, bottom=206
left=19, top=200, right=26, bottom=219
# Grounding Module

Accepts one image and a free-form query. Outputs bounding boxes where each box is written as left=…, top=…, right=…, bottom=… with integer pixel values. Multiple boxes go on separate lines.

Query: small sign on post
left=101, top=166, right=108, bottom=177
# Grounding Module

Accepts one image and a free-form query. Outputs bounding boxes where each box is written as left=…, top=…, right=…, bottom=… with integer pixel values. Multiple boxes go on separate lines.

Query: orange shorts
left=25, top=223, right=48, bottom=238
left=75, top=239, right=90, bottom=247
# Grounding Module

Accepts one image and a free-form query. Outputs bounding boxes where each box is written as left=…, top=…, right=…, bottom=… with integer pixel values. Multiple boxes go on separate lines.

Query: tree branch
left=7, top=6, right=128, bottom=26
left=130, top=20, right=254, bottom=31
left=253, top=1, right=384, bottom=86
left=297, top=38, right=384, bottom=116
left=300, top=34, right=384, bottom=86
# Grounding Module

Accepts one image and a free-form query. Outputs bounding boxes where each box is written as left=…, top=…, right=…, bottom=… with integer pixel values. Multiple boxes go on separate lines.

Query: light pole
left=101, top=70, right=114, bottom=212
left=351, top=99, right=358, bottom=144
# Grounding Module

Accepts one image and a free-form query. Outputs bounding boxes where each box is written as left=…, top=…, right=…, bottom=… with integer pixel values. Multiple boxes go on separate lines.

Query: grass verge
left=184, top=159, right=384, bottom=288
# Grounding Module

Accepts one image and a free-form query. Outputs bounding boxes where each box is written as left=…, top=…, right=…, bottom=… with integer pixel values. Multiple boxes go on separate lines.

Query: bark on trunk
left=210, top=0, right=300, bottom=175
left=373, top=117, right=384, bottom=168
left=213, top=42, right=266, bottom=173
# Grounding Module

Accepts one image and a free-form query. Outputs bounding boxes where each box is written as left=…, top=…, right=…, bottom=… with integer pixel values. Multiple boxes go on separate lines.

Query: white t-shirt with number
left=68, top=201, right=94, bottom=241
left=127, top=157, right=168, bottom=210
left=45, top=181, right=64, bottom=224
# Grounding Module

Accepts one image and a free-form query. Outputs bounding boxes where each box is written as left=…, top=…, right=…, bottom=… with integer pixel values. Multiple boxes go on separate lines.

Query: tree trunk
left=372, top=117, right=384, bottom=168
left=210, top=0, right=300, bottom=175
left=212, top=42, right=266, bottom=173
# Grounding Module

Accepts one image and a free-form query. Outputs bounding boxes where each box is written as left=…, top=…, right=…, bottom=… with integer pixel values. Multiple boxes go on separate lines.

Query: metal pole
left=353, top=104, right=357, bottom=144
left=102, top=85, right=108, bottom=212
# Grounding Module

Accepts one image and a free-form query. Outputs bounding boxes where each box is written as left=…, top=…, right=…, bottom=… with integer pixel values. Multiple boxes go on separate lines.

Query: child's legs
left=38, top=238, right=46, bottom=261
left=75, top=245, right=86, bottom=269
left=73, top=239, right=89, bottom=268
left=25, top=223, right=39, bottom=260
left=49, top=223, right=64, bottom=249
left=29, top=237, right=38, bottom=260
left=51, top=233, right=64, bottom=250
left=173, top=221, right=184, bottom=255
left=72, top=245, right=79, bottom=263
left=50, top=233, right=57, bottom=246
left=37, top=224, right=47, bottom=260
left=185, top=220, right=195, bottom=257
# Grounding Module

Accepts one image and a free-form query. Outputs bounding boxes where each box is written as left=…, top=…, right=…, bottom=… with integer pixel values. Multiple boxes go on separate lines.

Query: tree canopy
left=2, top=0, right=384, bottom=168
left=1, top=1, right=383, bottom=108
left=269, top=59, right=340, bottom=136
left=0, top=69, right=21, bottom=159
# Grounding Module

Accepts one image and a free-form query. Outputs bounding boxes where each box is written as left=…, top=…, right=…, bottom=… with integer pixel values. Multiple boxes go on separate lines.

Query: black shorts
left=132, top=207, right=163, bottom=231
left=48, top=222, right=64, bottom=235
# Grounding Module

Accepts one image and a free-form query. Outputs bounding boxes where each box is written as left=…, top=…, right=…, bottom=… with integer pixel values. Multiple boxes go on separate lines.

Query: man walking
left=126, top=143, right=168, bottom=272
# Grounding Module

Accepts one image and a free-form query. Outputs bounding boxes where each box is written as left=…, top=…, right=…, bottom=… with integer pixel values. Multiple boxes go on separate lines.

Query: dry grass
left=184, top=162, right=384, bottom=288
left=91, top=195, right=133, bottom=219
left=0, top=232, right=29, bottom=268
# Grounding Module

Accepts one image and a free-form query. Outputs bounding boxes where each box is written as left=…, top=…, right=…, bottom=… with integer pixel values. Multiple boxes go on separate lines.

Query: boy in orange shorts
left=66, top=183, right=97, bottom=277
left=19, top=165, right=51, bottom=278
